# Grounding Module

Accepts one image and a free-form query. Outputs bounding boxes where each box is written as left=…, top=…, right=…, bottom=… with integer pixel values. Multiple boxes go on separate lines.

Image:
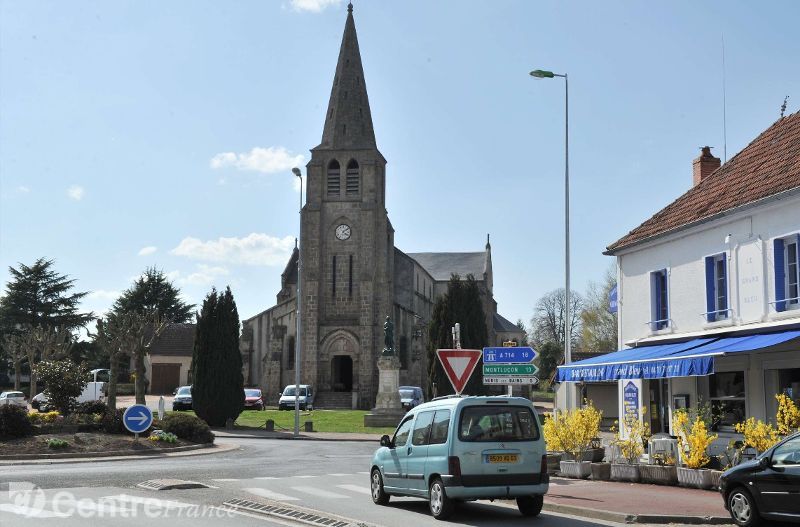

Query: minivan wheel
left=517, top=495, right=543, bottom=517
left=429, top=478, right=454, bottom=520
left=728, top=488, right=761, bottom=527
left=370, top=469, right=390, bottom=505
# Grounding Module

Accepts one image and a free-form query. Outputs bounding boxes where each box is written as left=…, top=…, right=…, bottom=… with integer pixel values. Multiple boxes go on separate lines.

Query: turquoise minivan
left=370, top=395, right=548, bottom=520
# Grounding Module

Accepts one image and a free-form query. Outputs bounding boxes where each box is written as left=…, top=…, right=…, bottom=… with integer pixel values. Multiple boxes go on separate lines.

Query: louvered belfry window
left=346, top=159, right=359, bottom=196
left=327, top=160, right=341, bottom=196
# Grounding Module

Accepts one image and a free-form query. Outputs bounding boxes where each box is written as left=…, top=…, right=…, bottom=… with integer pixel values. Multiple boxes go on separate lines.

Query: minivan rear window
left=458, top=405, right=539, bottom=442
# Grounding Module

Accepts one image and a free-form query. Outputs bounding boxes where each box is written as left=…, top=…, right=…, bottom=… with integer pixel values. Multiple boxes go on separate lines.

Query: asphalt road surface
left=0, top=438, right=725, bottom=527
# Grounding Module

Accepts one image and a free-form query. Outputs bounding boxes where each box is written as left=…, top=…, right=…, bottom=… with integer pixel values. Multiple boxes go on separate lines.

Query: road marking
left=290, top=486, right=350, bottom=499
left=336, top=484, right=371, bottom=495
left=292, top=475, right=317, bottom=479
left=326, top=473, right=353, bottom=477
left=100, top=494, right=194, bottom=509
left=243, top=488, right=299, bottom=501
left=212, top=478, right=240, bottom=482
left=253, top=476, right=278, bottom=480
left=0, top=504, right=70, bottom=518
left=357, top=471, right=370, bottom=475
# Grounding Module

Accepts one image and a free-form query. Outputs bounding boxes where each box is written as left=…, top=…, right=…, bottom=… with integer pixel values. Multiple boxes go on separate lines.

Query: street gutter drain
left=224, top=498, right=368, bottom=527
left=137, top=479, right=211, bottom=491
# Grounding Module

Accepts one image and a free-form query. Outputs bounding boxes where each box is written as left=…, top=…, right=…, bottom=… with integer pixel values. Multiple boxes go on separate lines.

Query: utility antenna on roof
left=722, top=34, right=728, bottom=162
left=781, top=96, right=789, bottom=118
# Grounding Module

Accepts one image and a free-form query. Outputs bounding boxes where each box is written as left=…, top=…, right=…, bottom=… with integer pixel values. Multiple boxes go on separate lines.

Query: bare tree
left=126, top=311, right=168, bottom=405
left=580, top=266, right=618, bottom=353
left=16, top=325, right=74, bottom=397
left=92, top=314, right=131, bottom=410
left=530, top=288, right=583, bottom=350
left=2, top=334, right=27, bottom=390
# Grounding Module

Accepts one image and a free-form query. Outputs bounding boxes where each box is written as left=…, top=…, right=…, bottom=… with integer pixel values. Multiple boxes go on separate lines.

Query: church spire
left=316, top=3, right=376, bottom=151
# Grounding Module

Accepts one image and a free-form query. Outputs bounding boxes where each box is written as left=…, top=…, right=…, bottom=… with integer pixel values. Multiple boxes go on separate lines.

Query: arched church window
left=346, top=159, right=359, bottom=196
left=327, top=160, right=341, bottom=196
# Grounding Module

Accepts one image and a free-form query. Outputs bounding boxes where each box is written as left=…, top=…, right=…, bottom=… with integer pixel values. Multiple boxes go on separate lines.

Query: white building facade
left=558, top=113, right=800, bottom=449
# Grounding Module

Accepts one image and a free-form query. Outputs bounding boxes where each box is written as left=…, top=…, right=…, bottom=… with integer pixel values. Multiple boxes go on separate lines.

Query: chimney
left=692, top=146, right=721, bottom=186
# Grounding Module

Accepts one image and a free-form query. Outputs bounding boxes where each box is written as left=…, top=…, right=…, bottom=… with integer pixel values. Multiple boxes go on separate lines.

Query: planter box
left=610, top=463, right=640, bottom=482
left=639, top=464, right=677, bottom=485
left=546, top=453, right=562, bottom=475
left=560, top=460, right=591, bottom=479
left=591, top=462, right=611, bottom=481
left=562, top=448, right=605, bottom=463
left=677, top=467, right=713, bottom=489
left=708, top=469, right=723, bottom=490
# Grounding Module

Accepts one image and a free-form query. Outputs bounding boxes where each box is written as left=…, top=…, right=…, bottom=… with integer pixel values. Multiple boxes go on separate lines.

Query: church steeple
left=316, top=3, right=377, bottom=151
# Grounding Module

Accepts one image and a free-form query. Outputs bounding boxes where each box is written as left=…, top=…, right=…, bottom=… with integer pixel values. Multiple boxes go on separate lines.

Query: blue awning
left=556, top=330, right=800, bottom=383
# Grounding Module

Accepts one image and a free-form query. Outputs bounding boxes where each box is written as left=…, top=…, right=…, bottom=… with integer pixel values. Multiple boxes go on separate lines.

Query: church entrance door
left=332, top=356, right=353, bottom=392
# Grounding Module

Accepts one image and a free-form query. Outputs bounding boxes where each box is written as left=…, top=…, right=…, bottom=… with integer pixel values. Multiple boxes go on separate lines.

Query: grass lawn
left=171, top=409, right=397, bottom=435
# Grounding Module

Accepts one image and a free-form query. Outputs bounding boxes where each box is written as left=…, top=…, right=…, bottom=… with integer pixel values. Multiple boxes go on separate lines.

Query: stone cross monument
left=364, top=316, right=405, bottom=427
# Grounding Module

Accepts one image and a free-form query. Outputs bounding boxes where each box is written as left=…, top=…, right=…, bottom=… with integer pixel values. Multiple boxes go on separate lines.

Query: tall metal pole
left=563, top=74, right=572, bottom=411
left=292, top=168, right=303, bottom=437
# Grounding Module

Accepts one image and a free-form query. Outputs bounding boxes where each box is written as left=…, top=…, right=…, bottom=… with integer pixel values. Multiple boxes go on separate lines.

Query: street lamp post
left=530, top=69, right=572, bottom=411
left=291, top=167, right=303, bottom=437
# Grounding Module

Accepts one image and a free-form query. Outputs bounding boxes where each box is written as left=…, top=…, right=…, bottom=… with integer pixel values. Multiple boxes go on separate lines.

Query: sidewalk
left=544, top=476, right=731, bottom=524
left=213, top=428, right=383, bottom=442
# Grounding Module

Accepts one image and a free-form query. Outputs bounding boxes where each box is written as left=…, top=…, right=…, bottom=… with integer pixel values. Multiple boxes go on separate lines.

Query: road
left=0, top=438, right=721, bottom=527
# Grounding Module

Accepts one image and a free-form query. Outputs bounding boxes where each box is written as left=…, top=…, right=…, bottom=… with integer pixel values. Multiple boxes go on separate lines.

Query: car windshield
left=459, top=405, right=540, bottom=442
left=283, top=387, right=307, bottom=396
left=399, top=389, right=415, bottom=398
left=4, top=392, right=24, bottom=398
left=176, top=387, right=191, bottom=396
left=245, top=389, right=261, bottom=397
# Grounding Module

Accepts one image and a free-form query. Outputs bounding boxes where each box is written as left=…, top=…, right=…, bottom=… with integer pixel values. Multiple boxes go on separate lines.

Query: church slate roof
left=406, top=252, right=486, bottom=281
left=607, top=111, right=800, bottom=254
left=493, top=313, right=521, bottom=333
left=150, top=323, right=195, bottom=357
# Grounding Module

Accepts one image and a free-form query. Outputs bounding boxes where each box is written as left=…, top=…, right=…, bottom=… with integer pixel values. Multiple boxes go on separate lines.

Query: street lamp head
left=530, top=69, right=555, bottom=79
left=292, top=167, right=302, bottom=177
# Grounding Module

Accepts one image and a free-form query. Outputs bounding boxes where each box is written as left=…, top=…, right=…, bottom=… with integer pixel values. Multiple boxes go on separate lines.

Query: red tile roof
left=607, top=111, right=800, bottom=254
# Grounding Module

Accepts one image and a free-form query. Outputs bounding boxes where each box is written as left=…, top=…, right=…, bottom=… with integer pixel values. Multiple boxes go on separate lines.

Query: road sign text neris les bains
left=482, top=347, right=537, bottom=364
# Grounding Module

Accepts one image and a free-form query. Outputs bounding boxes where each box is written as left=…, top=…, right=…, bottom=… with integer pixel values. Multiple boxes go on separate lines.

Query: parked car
left=399, top=386, right=424, bottom=410
left=720, top=431, right=800, bottom=526
left=278, top=384, right=313, bottom=411
left=172, top=385, right=193, bottom=411
left=0, top=391, right=27, bottom=409
left=370, top=395, right=548, bottom=520
left=244, top=388, right=265, bottom=411
left=31, top=381, right=106, bottom=412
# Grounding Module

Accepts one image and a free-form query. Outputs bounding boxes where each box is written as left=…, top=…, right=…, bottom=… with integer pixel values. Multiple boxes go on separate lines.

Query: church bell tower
left=299, top=3, right=393, bottom=408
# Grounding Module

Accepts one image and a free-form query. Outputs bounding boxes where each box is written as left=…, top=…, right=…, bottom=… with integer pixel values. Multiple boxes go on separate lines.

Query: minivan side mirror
left=380, top=435, right=392, bottom=448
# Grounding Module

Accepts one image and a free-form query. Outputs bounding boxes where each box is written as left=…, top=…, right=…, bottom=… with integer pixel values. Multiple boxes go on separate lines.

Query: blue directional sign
left=123, top=404, right=154, bottom=434
left=482, top=346, right=537, bottom=364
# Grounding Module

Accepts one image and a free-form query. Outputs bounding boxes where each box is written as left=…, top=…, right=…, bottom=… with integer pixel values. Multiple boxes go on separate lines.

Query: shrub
left=674, top=412, right=717, bottom=469
left=149, top=430, right=178, bottom=443
left=161, top=413, right=215, bottom=444
left=0, top=405, right=34, bottom=438
left=46, top=438, right=69, bottom=449
left=101, top=407, right=128, bottom=435
left=542, top=401, right=602, bottom=460
left=115, top=384, right=135, bottom=396
left=34, top=360, right=88, bottom=414
left=28, top=410, right=60, bottom=424
left=776, top=394, right=800, bottom=435
left=734, top=417, right=780, bottom=454
left=73, top=401, right=108, bottom=416
left=611, top=407, right=651, bottom=464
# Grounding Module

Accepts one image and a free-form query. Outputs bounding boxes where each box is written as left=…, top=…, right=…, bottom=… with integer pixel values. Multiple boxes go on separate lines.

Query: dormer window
left=327, top=160, right=341, bottom=196
left=346, top=160, right=359, bottom=196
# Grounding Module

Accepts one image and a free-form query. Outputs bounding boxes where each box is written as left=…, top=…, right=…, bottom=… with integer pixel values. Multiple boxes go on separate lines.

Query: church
left=239, top=4, right=523, bottom=409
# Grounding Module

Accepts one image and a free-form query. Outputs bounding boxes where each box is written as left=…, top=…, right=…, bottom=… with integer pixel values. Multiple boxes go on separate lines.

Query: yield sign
left=436, top=349, right=482, bottom=395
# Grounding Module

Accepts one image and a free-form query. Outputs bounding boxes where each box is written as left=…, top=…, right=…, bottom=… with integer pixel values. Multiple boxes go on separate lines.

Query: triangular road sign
left=436, top=349, right=482, bottom=395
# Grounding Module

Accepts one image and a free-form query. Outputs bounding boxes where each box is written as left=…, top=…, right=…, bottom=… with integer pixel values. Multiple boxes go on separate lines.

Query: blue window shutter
left=651, top=272, right=659, bottom=330
left=720, top=252, right=728, bottom=315
left=775, top=238, right=786, bottom=312
left=705, top=256, right=716, bottom=322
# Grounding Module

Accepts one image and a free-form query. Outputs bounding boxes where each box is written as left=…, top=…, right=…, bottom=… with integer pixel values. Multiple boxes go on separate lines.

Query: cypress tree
left=192, top=287, right=244, bottom=427
left=427, top=274, right=489, bottom=397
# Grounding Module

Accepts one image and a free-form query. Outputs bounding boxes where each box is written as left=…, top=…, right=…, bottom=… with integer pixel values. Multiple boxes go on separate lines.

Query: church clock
left=335, top=224, right=351, bottom=240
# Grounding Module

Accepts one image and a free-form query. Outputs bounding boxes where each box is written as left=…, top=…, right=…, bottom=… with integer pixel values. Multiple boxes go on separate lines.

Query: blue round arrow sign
left=123, top=404, right=154, bottom=434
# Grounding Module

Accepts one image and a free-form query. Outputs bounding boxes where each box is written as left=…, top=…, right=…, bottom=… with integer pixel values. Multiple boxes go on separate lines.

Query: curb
left=213, top=432, right=381, bottom=442
left=0, top=441, right=240, bottom=466
left=543, top=502, right=732, bottom=524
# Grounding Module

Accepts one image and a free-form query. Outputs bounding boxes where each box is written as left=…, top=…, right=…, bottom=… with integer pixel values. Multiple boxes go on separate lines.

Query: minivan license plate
left=487, top=454, right=518, bottom=464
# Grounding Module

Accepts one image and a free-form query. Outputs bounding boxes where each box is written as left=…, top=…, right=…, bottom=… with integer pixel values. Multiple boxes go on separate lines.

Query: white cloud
left=17, top=185, right=30, bottom=194
left=290, top=0, right=341, bottom=13
left=137, top=246, right=158, bottom=256
left=67, top=185, right=85, bottom=200
left=183, top=264, right=230, bottom=286
left=210, top=146, right=305, bottom=175
left=87, top=290, right=121, bottom=301
left=171, top=233, right=295, bottom=266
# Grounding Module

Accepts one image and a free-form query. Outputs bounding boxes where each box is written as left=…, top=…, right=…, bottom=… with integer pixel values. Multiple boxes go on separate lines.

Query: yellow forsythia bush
left=734, top=417, right=780, bottom=454
left=28, top=411, right=60, bottom=424
left=775, top=394, right=800, bottom=435
left=543, top=400, right=602, bottom=460
left=612, top=407, right=650, bottom=464
left=683, top=419, right=717, bottom=468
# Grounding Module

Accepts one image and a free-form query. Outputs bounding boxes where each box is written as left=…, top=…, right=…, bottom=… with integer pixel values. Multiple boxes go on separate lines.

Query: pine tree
left=112, top=267, right=195, bottom=322
left=427, top=274, right=489, bottom=397
left=192, top=287, right=244, bottom=427
left=0, top=258, right=93, bottom=330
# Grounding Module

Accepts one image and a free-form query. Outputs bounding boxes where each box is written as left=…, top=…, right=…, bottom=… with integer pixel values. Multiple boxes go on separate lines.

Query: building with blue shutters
left=557, top=112, right=800, bottom=448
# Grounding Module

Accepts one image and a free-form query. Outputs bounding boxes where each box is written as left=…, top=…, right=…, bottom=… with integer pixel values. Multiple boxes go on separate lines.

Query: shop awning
left=556, top=330, right=800, bottom=382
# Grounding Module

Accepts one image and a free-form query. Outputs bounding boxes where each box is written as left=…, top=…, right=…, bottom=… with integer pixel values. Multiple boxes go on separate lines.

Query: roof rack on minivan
left=430, top=394, right=466, bottom=401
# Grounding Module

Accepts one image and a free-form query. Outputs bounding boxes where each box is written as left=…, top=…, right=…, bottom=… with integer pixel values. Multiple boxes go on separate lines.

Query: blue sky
left=1, top=0, right=799, bottom=331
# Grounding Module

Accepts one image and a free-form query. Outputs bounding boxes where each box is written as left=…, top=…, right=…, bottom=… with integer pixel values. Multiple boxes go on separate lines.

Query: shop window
left=764, top=367, right=800, bottom=423
left=709, top=371, right=746, bottom=430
